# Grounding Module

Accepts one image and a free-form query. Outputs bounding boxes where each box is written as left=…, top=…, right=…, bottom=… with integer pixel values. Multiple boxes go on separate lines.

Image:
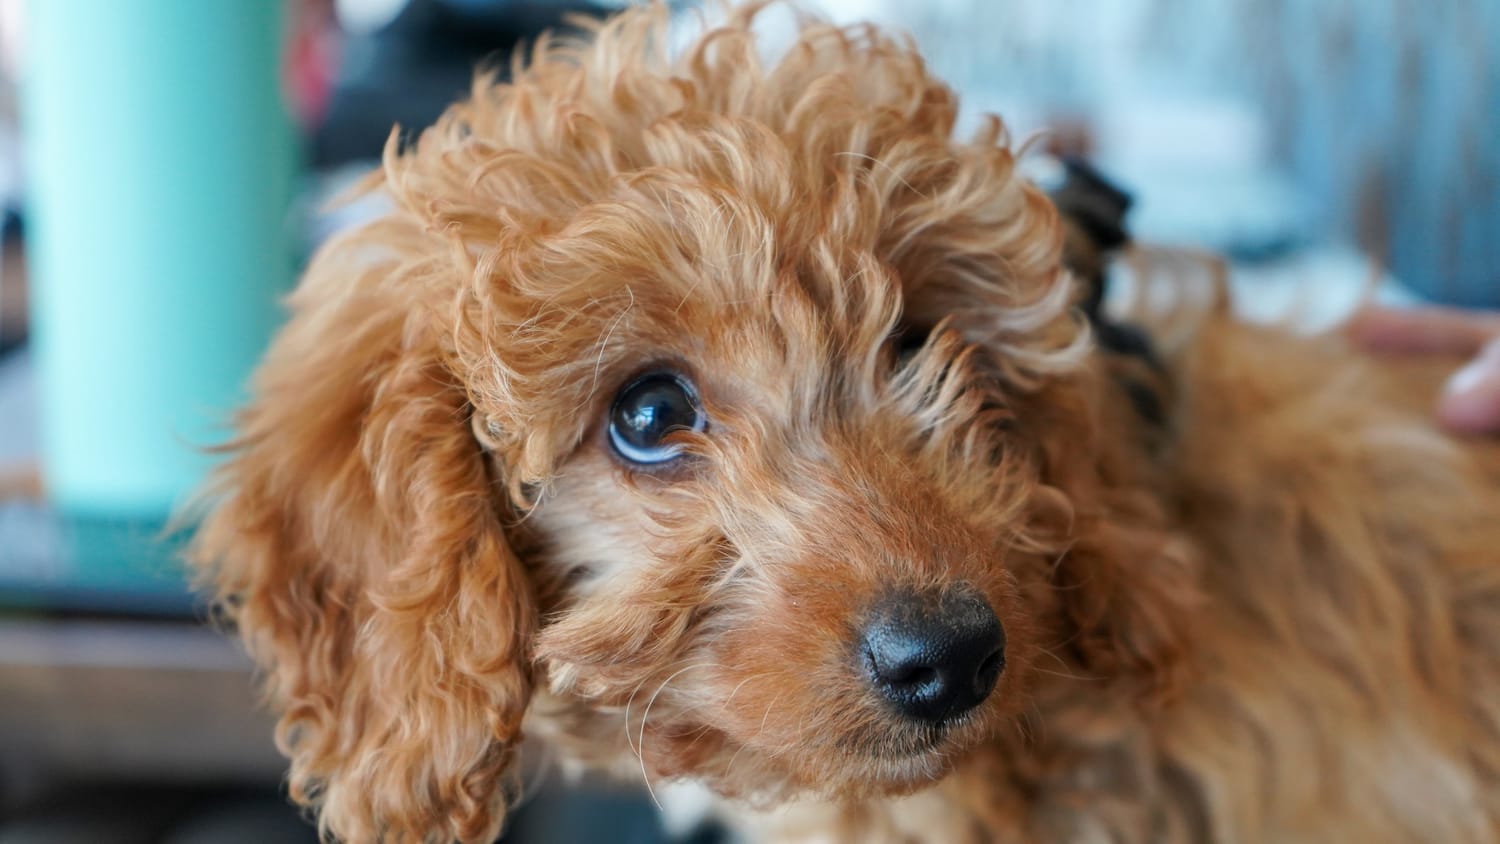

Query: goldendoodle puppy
left=190, top=4, right=1500, bottom=842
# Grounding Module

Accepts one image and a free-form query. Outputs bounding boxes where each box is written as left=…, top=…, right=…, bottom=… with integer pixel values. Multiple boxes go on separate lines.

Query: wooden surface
left=0, top=618, right=284, bottom=789
left=0, top=344, right=283, bottom=802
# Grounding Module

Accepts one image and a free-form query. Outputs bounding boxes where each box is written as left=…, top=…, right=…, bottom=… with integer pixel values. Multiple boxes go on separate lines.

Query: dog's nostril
left=976, top=648, right=1005, bottom=695
left=861, top=586, right=1005, bottom=724
left=871, top=658, right=938, bottom=691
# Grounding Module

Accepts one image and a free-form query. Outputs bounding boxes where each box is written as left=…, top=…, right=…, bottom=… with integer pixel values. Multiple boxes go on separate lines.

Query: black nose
left=861, top=587, right=1005, bottom=723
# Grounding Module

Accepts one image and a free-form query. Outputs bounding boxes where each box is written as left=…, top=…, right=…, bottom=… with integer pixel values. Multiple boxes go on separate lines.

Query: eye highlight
left=608, top=372, right=706, bottom=465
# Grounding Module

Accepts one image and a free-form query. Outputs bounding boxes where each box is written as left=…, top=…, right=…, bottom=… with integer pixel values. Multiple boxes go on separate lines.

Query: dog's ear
left=190, top=226, right=536, bottom=844
left=1055, top=502, right=1199, bottom=702
left=1018, top=380, right=1200, bottom=702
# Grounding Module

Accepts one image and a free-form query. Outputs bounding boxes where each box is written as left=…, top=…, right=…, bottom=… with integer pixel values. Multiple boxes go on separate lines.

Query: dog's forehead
left=435, top=13, right=1074, bottom=461
left=481, top=130, right=908, bottom=367
left=443, top=24, right=969, bottom=315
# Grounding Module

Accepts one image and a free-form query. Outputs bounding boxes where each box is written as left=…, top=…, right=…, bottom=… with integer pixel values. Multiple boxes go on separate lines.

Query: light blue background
left=23, top=0, right=297, bottom=517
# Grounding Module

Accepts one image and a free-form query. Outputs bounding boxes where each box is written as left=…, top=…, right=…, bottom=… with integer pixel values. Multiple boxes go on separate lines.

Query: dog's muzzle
left=860, top=586, right=1005, bottom=724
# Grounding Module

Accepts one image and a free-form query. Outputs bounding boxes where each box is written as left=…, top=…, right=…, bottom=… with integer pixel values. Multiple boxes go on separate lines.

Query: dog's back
left=1145, top=313, right=1500, bottom=842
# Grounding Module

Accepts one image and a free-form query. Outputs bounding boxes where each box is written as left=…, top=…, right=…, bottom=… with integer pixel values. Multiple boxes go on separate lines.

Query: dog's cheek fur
left=188, top=229, right=537, bottom=844
left=527, top=416, right=1051, bottom=800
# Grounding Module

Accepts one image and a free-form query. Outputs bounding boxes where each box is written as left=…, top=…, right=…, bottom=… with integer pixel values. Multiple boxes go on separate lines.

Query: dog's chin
left=841, top=718, right=987, bottom=792
left=633, top=702, right=996, bottom=810
left=757, top=716, right=989, bottom=802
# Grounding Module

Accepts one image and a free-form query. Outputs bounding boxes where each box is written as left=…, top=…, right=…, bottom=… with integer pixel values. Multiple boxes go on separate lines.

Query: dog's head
left=192, top=6, right=1195, bottom=842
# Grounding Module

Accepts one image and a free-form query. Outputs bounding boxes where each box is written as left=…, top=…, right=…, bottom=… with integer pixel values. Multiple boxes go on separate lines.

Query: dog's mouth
left=761, top=713, right=984, bottom=799
left=833, top=713, right=973, bottom=762
left=835, top=728, right=928, bottom=759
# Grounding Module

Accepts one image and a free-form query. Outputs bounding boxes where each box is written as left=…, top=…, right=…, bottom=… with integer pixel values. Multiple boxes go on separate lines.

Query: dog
left=189, top=4, right=1500, bottom=842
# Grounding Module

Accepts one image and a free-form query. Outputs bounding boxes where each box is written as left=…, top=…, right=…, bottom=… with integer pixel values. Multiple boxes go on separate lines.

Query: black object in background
left=314, top=0, right=612, bottom=168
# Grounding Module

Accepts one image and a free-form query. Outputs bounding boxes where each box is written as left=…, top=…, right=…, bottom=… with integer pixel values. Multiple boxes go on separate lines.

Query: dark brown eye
left=608, top=372, right=706, bottom=465
left=894, top=325, right=932, bottom=366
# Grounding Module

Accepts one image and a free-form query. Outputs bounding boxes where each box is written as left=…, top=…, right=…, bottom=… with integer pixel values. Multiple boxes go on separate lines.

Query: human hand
left=1348, top=306, right=1500, bottom=435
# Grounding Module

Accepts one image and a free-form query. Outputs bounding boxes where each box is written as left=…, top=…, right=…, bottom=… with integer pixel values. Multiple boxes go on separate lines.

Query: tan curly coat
left=190, top=5, right=1500, bottom=842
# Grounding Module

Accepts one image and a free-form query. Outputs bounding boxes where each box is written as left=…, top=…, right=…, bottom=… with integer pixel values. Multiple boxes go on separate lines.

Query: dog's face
left=192, top=7, right=1192, bottom=843
left=520, top=191, right=1049, bottom=797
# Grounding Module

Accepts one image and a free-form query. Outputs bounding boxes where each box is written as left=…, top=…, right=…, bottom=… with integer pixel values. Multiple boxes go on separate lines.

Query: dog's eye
left=895, top=325, right=931, bottom=366
left=608, top=372, right=706, bottom=465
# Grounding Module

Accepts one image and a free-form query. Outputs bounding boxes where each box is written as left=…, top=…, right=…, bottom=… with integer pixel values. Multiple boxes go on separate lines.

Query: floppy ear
left=1014, top=371, right=1202, bottom=702
left=189, top=221, right=536, bottom=844
left=1052, top=493, right=1200, bottom=701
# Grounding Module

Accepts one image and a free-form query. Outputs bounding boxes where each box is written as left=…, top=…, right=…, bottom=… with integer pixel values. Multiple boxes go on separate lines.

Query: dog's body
left=191, top=6, right=1500, bottom=843
left=724, top=326, right=1500, bottom=843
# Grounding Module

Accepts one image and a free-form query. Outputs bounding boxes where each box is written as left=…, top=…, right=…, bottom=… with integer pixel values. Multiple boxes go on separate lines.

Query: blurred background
left=0, top=0, right=1493, bottom=841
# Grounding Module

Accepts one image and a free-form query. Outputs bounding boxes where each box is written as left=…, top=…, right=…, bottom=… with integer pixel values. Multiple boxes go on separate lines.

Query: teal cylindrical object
left=22, top=0, right=297, bottom=518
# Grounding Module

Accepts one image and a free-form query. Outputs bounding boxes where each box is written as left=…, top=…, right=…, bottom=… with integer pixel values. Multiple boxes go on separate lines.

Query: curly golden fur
left=190, top=4, right=1500, bottom=842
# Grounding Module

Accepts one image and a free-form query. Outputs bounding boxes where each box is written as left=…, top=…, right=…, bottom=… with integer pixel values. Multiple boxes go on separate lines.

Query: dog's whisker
left=724, top=689, right=788, bottom=782
left=622, top=672, right=656, bottom=763
left=637, top=661, right=718, bottom=810
left=1029, top=666, right=1101, bottom=683
left=724, top=671, right=771, bottom=708
left=1034, top=644, right=1084, bottom=677
left=1024, top=700, right=1047, bottom=747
